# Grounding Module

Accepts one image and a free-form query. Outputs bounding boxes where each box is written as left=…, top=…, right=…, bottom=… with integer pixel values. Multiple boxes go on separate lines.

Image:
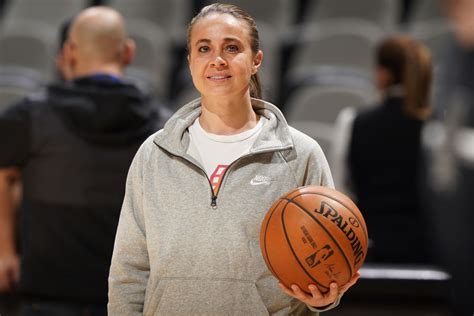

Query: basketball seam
left=281, top=201, right=330, bottom=291
left=286, top=197, right=353, bottom=281
left=262, top=198, right=286, bottom=280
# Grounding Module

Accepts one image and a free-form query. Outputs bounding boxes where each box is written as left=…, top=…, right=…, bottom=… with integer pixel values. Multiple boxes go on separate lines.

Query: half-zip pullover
left=109, top=98, right=336, bottom=315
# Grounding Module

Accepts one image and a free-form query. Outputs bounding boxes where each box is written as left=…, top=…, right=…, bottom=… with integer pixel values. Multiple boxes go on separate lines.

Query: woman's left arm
left=284, top=132, right=360, bottom=312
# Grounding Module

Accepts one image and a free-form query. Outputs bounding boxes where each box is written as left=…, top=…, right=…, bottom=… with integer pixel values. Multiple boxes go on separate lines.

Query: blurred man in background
left=0, top=6, right=170, bottom=315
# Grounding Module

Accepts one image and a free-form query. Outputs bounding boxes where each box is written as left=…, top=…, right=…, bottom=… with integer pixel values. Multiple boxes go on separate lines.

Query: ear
left=56, top=45, right=73, bottom=81
left=62, top=41, right=74, bottom=62
left=122, top=39, right=136, bottom=66
left=60, top=41, right=78, bottom=80
left=55, top=49, right=65, bottom=72
left=62, top=41, right=77, bottom=70
left=187, top=53, right=193, bottom=75
left=252, top=50, right=263, bottom=75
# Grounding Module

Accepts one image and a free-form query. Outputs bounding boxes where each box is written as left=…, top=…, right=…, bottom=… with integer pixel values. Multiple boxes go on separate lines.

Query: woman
left=108, top=4, right=358, bottom=315
left=332, top=35, right=433, bottom=264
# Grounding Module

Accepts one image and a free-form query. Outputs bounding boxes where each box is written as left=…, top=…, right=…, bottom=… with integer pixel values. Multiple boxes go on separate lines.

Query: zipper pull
left=211, top=195, right=217, bottom=209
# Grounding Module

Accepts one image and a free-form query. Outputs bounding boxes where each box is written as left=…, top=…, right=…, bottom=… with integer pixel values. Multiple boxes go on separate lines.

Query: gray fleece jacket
left=108, top=98, right=338, bottom=315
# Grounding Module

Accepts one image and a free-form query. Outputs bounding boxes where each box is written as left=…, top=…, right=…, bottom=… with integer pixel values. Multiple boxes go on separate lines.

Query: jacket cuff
left=306, top=293, right=343, bottom=313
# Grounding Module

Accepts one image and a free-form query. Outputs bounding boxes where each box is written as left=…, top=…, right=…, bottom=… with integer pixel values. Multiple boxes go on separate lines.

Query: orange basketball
left=260, top=185, right=368, bottom=293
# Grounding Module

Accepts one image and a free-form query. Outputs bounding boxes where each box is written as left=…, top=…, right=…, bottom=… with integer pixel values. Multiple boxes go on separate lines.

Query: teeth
left=209, top=76, right=228, bottom=79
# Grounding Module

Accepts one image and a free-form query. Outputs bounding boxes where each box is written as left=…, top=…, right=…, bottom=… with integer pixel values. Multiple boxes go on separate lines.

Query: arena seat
left=0, top=20, right=55, bottom=80
left=201, top=0, right=296, bottom=31
left=287, top=19, right=385, bottom=80
left=285, top=84, right=377, bottom=154
left=125, top=19, right=172, bottom=98
left=303, top=0, right=400, bottom=31
left=0, top=66, right=44, bottom=111
left=108, top=0, right=191, bottom=40
left=1, top=0, right=85, bottom=30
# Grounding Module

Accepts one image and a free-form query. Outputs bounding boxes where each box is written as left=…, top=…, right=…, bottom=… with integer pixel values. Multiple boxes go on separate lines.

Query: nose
left=210, top=55, right=227, bottom=67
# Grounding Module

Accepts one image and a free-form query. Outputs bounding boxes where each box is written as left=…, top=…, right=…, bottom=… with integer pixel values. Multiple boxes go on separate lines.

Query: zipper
left=155, top=144, right=220, bottom=209
left=204, top=170, right=217, bottom=209
left=190, top=160, right=218, bottom=209
left=211, top=195, right=217, bottom=209
left=210, top=153, right=255, bottom=209
left=157, top=143, right=292, bottom=209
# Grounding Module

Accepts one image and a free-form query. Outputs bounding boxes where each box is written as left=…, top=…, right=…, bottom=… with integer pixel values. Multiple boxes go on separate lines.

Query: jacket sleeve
left=306, top=294, right=342, bottom=313
left=303, top=140, right=344, bottom=313
left=297, top=131, right=334, bottom=189
left=108, top=143, right=150, bottom=315
left=287, top=128, right=341, bottom=314
left=303, top=142, right=334, bottom=189
left=0, top=101, right=31, bottom=168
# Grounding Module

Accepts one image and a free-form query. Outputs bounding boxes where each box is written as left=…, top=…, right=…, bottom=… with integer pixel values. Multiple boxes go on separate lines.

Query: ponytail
left=250, top=73, right=262, bottom=99
left=376, top=35, right=433, bottom=120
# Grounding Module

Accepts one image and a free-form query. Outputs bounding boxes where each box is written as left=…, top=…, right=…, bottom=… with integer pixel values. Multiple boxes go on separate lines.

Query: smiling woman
left=186, top=5, right=263, bottom=136
left=107, top=3, right=359, bottom=315
left=188, top=10, right=262, bottom=101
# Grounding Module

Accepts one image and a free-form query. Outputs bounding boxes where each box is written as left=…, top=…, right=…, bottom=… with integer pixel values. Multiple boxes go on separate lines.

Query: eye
left=226, top=44, right=239, bottom=53
left=198, top=46, right=210, bottom=53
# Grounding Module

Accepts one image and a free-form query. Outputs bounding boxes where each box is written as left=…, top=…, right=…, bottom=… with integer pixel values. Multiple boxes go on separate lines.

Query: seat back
left=305, top=0, right=400, bottom=31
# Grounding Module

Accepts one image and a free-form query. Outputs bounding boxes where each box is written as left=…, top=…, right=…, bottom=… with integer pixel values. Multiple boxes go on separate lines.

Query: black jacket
left=348, top=95, right=431, bottom=264
left=0, top=76, right=171, bottom=303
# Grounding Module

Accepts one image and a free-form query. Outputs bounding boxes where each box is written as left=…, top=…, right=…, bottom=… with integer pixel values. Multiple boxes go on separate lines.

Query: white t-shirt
left=187, top=117, right=264, bottom=193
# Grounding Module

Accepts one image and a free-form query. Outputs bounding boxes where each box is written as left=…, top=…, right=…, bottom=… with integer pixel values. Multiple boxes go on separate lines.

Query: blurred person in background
left=0, top=6, right=170, bottom=316
left=0, top=14, right=75, bottom=316
left=421, top=0, right=474, bottom=314
left=332, top=35, right=433, bottom=264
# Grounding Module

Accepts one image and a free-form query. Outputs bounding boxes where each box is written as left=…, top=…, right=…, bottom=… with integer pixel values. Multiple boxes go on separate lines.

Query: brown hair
left=376, top=35, right=433, bottom=120
left=187, top=3, right=262, bottom=99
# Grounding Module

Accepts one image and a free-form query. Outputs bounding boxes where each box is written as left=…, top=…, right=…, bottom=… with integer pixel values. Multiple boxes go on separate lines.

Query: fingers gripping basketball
left=260, top=186, right=368, bottom=293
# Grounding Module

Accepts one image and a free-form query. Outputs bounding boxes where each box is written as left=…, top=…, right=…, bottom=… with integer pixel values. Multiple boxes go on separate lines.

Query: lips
left=207, top=74, right=232, bottom=80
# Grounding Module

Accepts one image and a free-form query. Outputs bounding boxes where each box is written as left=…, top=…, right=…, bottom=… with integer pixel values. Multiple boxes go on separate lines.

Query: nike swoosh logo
left=250, top=179, right=271, bottom=186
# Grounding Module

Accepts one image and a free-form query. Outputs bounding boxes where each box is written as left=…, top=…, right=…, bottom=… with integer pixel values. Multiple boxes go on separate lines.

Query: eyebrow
left=194, top=37, right=242, bottom=46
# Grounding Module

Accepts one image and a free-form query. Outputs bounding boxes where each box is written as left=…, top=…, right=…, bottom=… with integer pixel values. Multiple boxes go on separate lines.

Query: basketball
left=260, top=185, right=368, bottom=293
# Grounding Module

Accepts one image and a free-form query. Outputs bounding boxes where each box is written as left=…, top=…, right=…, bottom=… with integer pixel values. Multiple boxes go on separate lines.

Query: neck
left=72, top=62, right=123, bottom=78
left=199, top=94, right=259, bottom=135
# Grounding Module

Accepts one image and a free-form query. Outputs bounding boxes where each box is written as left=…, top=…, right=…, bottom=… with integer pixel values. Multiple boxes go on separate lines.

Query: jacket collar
left=154, top=98, right=294, bottom=156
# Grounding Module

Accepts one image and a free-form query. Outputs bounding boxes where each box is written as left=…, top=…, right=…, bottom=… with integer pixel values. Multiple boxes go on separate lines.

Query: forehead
left=190, top=13, right=251, bottom=44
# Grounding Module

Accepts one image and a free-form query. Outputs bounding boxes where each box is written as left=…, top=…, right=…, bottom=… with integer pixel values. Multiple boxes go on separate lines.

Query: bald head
left=69, top=6, right=128, bottom=63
